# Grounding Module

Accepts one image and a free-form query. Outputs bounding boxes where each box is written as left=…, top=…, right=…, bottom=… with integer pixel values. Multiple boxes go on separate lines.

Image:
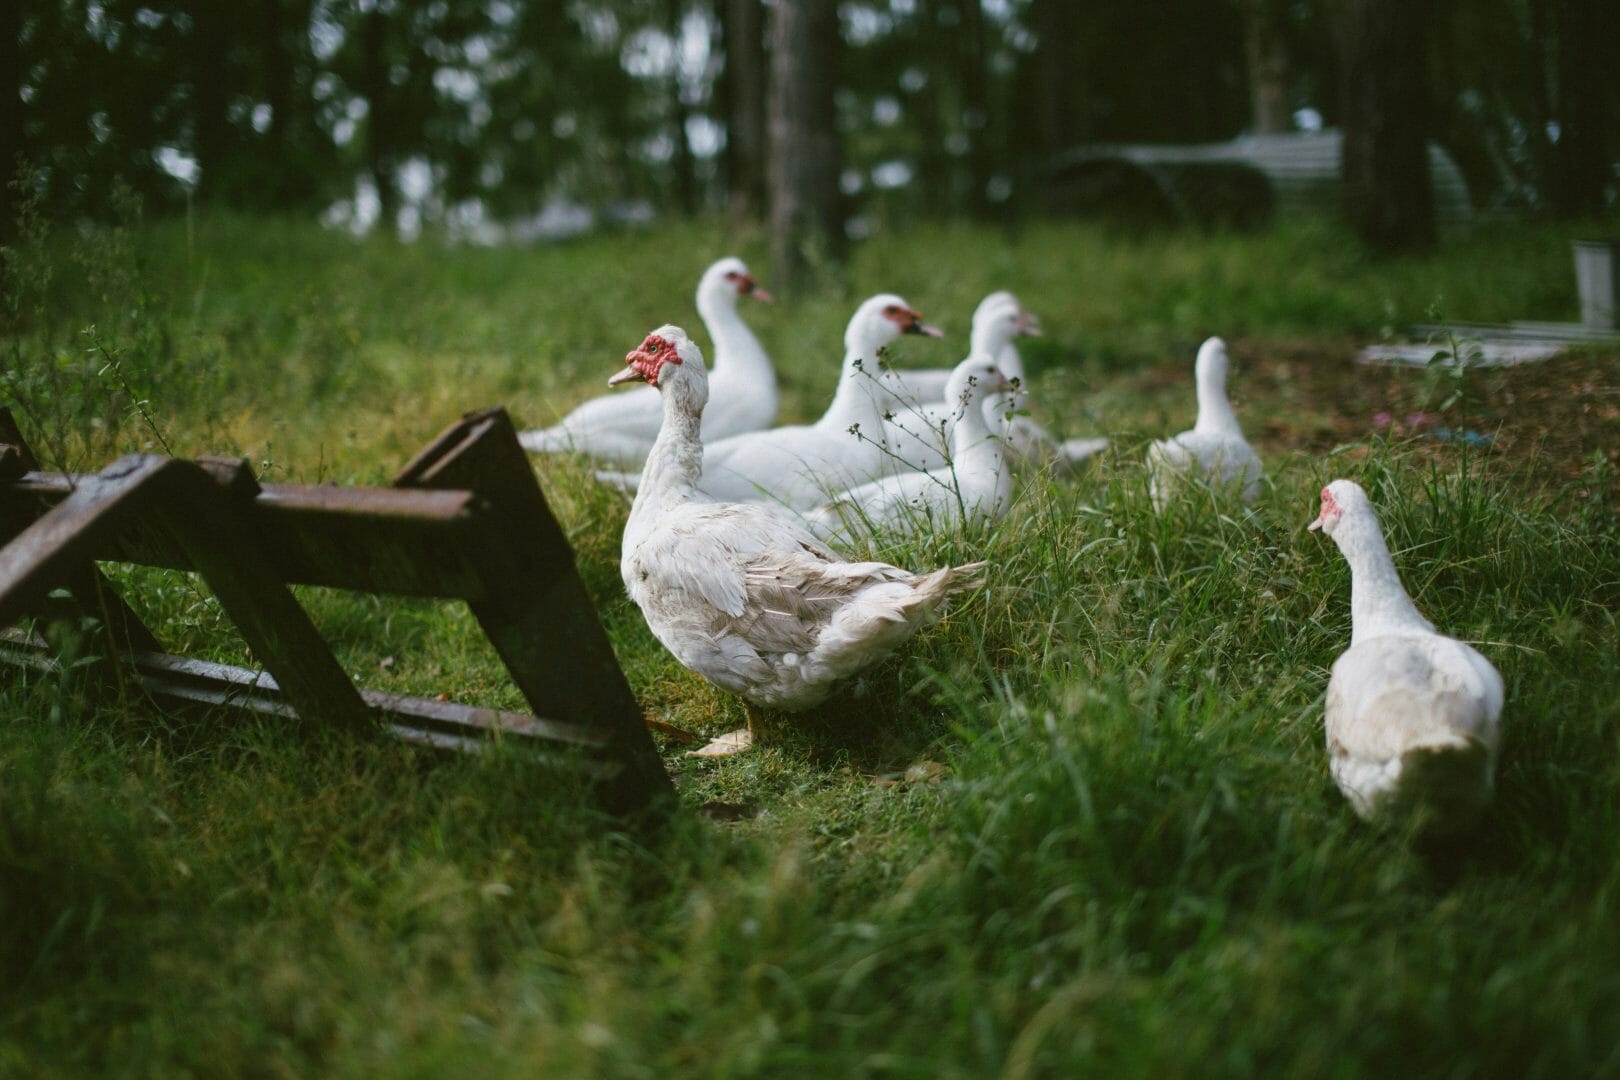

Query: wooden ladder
left=0, top=407, right=671, bottom=817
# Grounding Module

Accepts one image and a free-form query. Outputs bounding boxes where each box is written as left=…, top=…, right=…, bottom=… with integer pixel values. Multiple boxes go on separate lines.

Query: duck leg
left=685, top=702, right=761, bottom=758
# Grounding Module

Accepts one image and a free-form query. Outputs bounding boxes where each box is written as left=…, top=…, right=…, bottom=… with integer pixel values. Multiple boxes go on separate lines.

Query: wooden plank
left=1, top=470, right=489, bottom=599
left=154, top=457, right=373, bottom=734
left=0, top=632, right=617, bottom=771
left=0, top=408, right=40, bottom=473
left=0, top=454, right=371, bottom=733
left=252, top=485, right=488, bottom=598
left=0, top=454, right=178, bottom=629
left=0, top=409, right=664, bottom=809
left=397, top=408, right=672, bottom=813
left=0, top=413, right=163, bottom=658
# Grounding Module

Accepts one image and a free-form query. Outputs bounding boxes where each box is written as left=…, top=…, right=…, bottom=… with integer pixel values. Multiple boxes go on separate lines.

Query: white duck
left=663, top=294, right=943, bottom=508
left=880, top=295, right=1029, bottom=475
left=881, top=292, right=1106, bottom=476
left=519, top=256, right=775, bottom=466
left=879, top=290, right=1020, bottom=407
left=971, top=295, right=1110, bottom=472
left=1146, top=336, right=1262, bottom=508
left=810, top=355, right=1013, bottom=544
left=1309, top=479, right=1504, bottom=836
left=614, top=325, right=985, bottom=754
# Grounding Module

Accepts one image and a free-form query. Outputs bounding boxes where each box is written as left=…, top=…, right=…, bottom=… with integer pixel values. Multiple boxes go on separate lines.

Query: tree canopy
left=12, top=0, right=1619, bottom=239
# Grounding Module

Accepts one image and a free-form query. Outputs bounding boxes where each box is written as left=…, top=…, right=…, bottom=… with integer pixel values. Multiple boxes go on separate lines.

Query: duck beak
left=1018, top=311, right=1043, bottom=337
left=904, top=310, right=944, bottom=338
left=608, top=364, right=647, bottom=387
left=744, top=277, right=774, bottom=303
left=1306, top=514, right=1324, bottom=532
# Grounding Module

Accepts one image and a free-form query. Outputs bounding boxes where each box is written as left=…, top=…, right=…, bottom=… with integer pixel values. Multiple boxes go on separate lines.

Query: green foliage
left=16, top=1, right=1617, bottom=230
left=1, top=215, right=1618, bottom=1074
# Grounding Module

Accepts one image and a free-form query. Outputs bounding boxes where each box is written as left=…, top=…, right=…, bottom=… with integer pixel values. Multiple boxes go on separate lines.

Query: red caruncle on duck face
left=881, top=303, right=943, bottom=338
left=1308, top=485, right=1342, bottom=532
left=723, top=269, right=772, bottom=302
left=615, top=333, right=683, bottom=386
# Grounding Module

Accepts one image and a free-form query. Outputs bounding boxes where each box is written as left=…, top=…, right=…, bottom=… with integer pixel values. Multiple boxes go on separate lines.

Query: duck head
left=1308, top=478, right=1371, bottom=538
left=944, top=355, right=1011, bottom=409
left=845, top=293, right=943, bottom=359
left=698, top=256, right=773, bottom=308
left=973, top=291, right=1040, bottom=337
left=610, top=325, right=708, bottom=404
left=970, top=299, right=1029, bottom=359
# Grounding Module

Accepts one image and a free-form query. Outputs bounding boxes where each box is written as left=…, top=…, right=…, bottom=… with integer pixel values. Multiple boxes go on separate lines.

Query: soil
left=1143, top=342, right=1619, bottom=523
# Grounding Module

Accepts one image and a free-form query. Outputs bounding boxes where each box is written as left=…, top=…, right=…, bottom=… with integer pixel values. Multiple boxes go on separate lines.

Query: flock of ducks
left=522, top=257, right=1505, bottom=838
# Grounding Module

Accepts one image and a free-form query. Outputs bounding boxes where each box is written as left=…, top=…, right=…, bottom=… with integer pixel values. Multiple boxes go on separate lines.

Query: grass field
left=3, top=210, right=1619, bottom=1076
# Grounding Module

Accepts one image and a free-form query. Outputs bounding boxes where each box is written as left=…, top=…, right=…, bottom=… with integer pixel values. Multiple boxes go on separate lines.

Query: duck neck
left=1194, top=366, right=1242, bottom=435
left=630, top=388, right=704, bottom=527
left=818, top=347, right=888, bottom=437
left=951, top=389, right=1000, bottom=470
left=996, top=341, right=1026, bottom=383
left=1334, top=513, right=1435, bottom=645
left=698, top=293, right=766, bottom=377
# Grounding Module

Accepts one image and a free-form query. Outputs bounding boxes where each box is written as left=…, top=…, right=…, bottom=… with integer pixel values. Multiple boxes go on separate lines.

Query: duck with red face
left=1309, top=478, right=1505, bottom=837
left=613, top=323, right=984, bottom=756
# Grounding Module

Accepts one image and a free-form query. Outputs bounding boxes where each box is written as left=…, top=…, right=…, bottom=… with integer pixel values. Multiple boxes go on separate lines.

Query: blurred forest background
left=8, top=0, right=1620, bottom=278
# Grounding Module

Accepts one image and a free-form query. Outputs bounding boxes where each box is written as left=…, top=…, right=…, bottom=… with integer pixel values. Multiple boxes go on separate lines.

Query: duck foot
left=685, top=728, right=753, bottom=758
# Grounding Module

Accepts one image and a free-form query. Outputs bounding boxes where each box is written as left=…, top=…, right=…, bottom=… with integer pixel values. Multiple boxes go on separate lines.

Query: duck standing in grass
left=1310, top=479, right=1504, bottom=836
left=613, top=325, right=986, bottom=756
left=1147, top=336, right=1262, bottom=508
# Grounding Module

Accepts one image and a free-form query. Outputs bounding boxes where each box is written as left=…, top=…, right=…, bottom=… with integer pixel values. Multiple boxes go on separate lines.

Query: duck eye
left=884, top=305, right=899, bottom=316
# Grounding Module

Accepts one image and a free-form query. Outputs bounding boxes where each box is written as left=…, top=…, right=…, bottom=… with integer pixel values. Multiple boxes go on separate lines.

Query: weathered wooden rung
left=3, top=471, right=491, bottom=600
left=0, top=405, right=672, bottom=816
left=0, top=629, right=619, bottom=775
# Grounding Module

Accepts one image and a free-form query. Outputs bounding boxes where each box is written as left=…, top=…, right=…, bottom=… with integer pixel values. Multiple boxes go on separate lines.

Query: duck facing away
left=519, top=256, right=775, bottom=466
left=809, top=354, right=1012, bottom=545
left=1146, top=337, right=1262, bottom=508
left=1310, top=479, right=1504, bottom=837
left=615, top=325, right=986, bottom=754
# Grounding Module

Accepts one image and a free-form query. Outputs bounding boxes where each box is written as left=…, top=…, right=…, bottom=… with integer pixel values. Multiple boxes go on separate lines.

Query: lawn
left=3, top=210, right=1618, bottom=1076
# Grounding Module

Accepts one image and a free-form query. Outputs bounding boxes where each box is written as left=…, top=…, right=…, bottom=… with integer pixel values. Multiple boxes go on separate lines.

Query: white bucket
left=1573, top=240, right=1620, bottom=329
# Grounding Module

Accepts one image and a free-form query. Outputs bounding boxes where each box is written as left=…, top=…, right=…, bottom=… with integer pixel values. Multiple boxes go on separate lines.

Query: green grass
left=3, top=211, right=1619, bottom=1076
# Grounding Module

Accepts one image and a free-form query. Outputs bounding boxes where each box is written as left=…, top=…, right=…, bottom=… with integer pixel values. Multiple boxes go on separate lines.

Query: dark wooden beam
left=397, top=408, right=673, bottom=814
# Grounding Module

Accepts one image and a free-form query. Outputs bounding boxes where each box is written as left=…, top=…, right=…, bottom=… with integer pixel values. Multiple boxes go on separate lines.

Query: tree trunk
left=263, top=0, right=317, bottom=208
left=0, top=0, right=19, bottom=241
left=191, top=6, right=234, bottom=204
left=767, top=0, right=844, bottom=287
left=1337, top=0, right=1435, bottom=253
left=1243, top=0, right=1292, bottom=134
left=666, top=0, right=697, bottom=216
left=1549, top=0, right=1614, bottom=216
left=361, top=8, right=398, bottom=229
left=958, top=0, right=992, bottom=216
left=720, top=0, right=767, bottom=220
left=1030, top=0, right=1088, bottom=155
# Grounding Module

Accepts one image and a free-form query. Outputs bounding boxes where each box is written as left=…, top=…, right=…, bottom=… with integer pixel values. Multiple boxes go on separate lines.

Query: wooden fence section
left=0, top=407, right=671, bottom=816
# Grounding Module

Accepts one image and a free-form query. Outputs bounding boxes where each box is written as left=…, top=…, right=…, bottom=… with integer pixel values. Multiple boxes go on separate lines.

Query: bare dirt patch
left=1173, top=341, right=1618, bottom=519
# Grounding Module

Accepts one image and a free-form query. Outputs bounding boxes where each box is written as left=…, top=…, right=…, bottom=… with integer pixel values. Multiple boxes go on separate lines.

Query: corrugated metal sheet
left=1052, top=129, right=1473, bottom=225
